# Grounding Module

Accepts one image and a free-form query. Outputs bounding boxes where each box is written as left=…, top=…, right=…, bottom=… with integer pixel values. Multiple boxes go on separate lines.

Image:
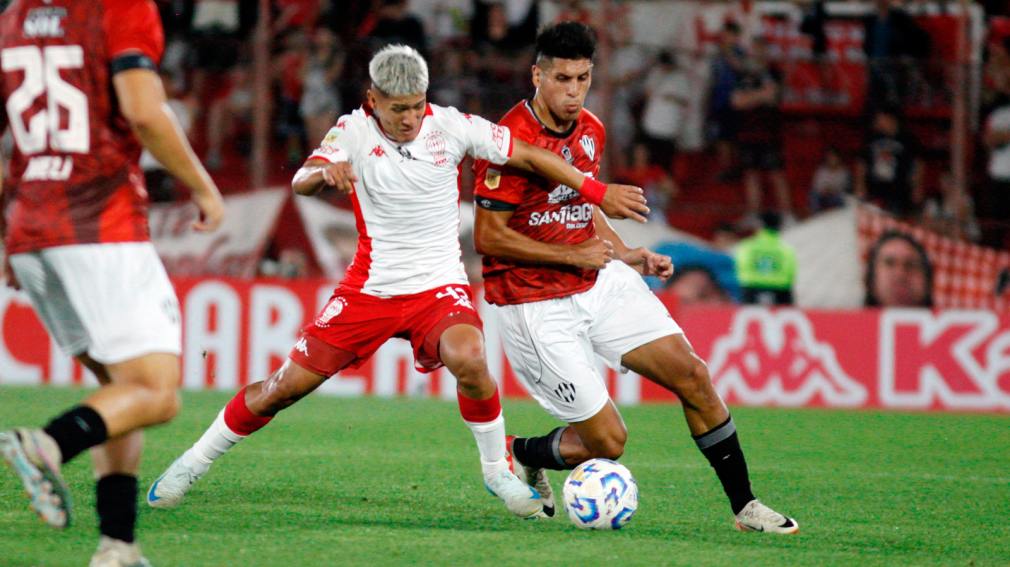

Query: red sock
left=457, top=388, right=502, bottom=423
left=223, top=387, right=273, bottom=436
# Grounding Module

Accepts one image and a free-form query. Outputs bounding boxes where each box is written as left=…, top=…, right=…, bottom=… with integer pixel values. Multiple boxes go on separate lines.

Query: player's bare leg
left=439, top=324, right=545, bottom=519
left=621, top=334, right=798, bottom=534
left=79, top=355, right=152, bottom=566
left=148, top=359, right=331, bottom=509
left=2, top=352, right=180, bottom=532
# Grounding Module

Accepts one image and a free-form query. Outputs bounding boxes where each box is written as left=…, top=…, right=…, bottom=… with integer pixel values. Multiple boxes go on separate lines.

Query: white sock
left=464, top=413, right=509, bottom=477
left=183, top=410, right=244, bottom=474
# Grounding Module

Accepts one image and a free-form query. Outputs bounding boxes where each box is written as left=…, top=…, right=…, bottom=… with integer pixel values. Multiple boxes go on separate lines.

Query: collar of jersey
left=524, top=99, right=578, bottom=139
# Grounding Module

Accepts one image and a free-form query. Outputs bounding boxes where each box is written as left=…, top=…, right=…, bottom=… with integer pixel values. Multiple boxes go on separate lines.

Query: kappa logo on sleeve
left=580, top=135, right=596, bottom=161
left=484, top=169, right=501, bottom=189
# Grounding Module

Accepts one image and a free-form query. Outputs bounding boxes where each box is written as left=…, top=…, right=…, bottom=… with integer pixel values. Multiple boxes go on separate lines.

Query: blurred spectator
left=732, top=38, right=793, bottom=224
left=585, top=18, right=648, bottom=163
left=640, top=51, right=690, bottom=172
left=854, top=108, right=923, bottom=218
left=615, top=143, right=678, bottom=224
left=921, top=172, right=981, bottom=242
left=734, top=211, right=797, bottom=306
left=982, top=69, right=1010, bottom=247
left=864, top=230, right=934, bottom=308
left=430, top=46, right=472, bottom=108
left=808, top=147, right=851, bottom=214
left=862, top=0, right=931, bottom=110
left=662, top=266, right=733, bottom=306
left=707, top=21, right=745, bottom=179
left=472, top=2, right=535, bottom=118
left=555, top=0, right=592, bottom=25
left=301, top=28, right=345, bottom=147
left=359, top=0, right=429, bottom=57
left=652, top=241, right=740, bottom=300
left=141, top=71, right=196, bottom=202
left=189, top=0, right=244, bottom=109
left=275, top=31, right=310, bottom=166
left=205, top=64, right=254, bottom=171
left=274, top=0, right=320, bottom=35
left=712, top=222, right=742, bottom=252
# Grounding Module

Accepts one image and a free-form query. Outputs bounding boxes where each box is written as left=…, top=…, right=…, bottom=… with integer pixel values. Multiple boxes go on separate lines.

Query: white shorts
left=10, top=242, right=182, bottom=364
left=496, top=261, right=682, bottom=422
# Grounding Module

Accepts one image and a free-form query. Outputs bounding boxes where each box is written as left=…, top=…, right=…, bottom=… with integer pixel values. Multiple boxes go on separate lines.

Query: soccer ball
left=562, top=458, right=638, bottom=530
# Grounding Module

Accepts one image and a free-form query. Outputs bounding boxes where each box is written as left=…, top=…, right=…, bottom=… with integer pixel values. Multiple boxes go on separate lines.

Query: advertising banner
left=2, top=279, right=1007, bottom=413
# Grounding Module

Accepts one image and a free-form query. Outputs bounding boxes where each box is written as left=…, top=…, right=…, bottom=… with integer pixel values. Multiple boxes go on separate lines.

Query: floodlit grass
left=1, top=386, right=1007, bottom=566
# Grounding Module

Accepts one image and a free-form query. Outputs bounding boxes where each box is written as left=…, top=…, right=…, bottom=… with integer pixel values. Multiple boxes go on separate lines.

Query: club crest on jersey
left=316, top=297, right=348, bottom=327
left=425, top=130, right=449, bottom=167
left=484, top=169, right=501, bottom=190
left=580, top=135, right=596, bottom=161
left=562, top=145, right=574, bottom=164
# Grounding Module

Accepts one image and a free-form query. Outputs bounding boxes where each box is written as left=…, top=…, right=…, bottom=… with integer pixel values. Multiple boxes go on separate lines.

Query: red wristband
left=578, top=176, right=607, bottom=206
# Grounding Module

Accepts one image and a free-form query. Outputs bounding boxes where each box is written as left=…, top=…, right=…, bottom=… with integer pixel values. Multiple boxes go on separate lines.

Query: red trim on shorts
left=223, top=387, right=272, bottom=436
left=342, top=184, right=372, bottom=291
left=457, top=387, right=502, bottom=423
left=288, top=335, right=357, bottom=377
left=416, top=308, right=483, bottom=373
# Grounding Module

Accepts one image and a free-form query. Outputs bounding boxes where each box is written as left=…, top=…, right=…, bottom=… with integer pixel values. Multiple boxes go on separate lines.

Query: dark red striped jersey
left=0, top=0, right=164, bottom=254
left=473, top=100, right=606, bottom=305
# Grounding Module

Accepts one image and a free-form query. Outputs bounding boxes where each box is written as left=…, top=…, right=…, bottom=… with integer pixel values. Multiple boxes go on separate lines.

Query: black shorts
left=739, top=141, right=784, bottom=171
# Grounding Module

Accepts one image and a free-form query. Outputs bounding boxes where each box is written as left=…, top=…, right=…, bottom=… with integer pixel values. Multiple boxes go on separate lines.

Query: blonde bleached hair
left=368, top=44, right=429, bottom=96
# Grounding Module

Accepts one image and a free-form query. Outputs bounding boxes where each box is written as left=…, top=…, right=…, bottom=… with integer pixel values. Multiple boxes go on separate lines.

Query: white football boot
left=89, top=536, right=153, bottom=567
left=734, top=499, right=799, bottom=534
left=146, top=452, right=205, bottom=509
left=0, top=428, right=71, bottom=528
left=484, top=469, right=545, bottom=519
left=506, top=436, right=556, bottom=517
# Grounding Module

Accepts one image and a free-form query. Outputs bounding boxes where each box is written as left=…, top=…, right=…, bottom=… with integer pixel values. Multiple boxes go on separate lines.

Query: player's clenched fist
left=600, top=184, right=649, bottom=223
left=292, top=160, right=358, bottom=196
left=565, top=237, right=616, bottom=270
left=320, top=162, right=357, bottom=193
left=191, top=189, right=225, bottom=232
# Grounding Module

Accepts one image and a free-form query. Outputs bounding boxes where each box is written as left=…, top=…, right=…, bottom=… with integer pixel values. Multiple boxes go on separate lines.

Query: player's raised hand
left=191, top=188, right=225, bottom=232
left=600, top=184, right=649, bottom=223
left=621, top=247, right=674, bottom=280
left=566, top=237, right=616, bottom=270
left=321, top=162, right=357, bottom=194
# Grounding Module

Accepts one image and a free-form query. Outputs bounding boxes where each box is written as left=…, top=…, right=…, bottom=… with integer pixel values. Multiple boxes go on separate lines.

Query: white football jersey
left=309, top=103, right=513, bottom=296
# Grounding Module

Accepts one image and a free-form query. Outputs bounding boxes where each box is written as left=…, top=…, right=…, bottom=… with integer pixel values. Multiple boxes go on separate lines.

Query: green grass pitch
left=1, top=385, right=1007, bottom=566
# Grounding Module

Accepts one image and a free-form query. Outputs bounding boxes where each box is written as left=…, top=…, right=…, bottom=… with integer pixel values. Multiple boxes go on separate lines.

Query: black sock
left=96, top=474, right=138, bottom=543
left=694, top=416, right=755, bottom=515
left=43, top=405, right=108, bottom=464
left=512, top=426, right=571, bottom=470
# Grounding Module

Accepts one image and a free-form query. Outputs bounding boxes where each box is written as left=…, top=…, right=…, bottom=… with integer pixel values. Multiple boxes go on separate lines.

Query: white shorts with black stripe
left=10, top=242, right=181, bottom=364
left=495, top=261, right=682, bottom=423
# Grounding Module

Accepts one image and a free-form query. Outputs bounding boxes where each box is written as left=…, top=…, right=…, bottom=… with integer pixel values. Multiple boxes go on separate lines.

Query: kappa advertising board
left=1, top=279, right=1008, bottom=413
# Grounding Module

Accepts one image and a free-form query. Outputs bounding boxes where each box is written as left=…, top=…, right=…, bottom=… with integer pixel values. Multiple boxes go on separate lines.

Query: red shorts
left=289, top=284, right=483, bottom=376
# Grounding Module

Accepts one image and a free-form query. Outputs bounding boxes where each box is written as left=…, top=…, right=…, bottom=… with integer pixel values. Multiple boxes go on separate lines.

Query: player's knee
left=678, top=361, right=720, bottom=410
left=442, top=342, right=488, bottom=382
left=150, top=387, right=181, bottom=424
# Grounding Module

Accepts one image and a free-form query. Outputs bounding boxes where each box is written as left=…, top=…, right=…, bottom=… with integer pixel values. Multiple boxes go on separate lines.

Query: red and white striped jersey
left=308, top=103, right=513, bottom=297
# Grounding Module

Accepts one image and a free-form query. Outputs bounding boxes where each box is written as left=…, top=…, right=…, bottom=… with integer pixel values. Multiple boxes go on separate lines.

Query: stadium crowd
left=3, top=0, right=1008, bottom=310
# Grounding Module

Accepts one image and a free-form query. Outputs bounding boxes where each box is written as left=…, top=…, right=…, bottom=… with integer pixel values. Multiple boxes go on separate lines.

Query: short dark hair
left=864, top=230, right=934, bottom=307
left=760, top=210, right=783, bottom=231
left=535, top=21, right=597, bottom=64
